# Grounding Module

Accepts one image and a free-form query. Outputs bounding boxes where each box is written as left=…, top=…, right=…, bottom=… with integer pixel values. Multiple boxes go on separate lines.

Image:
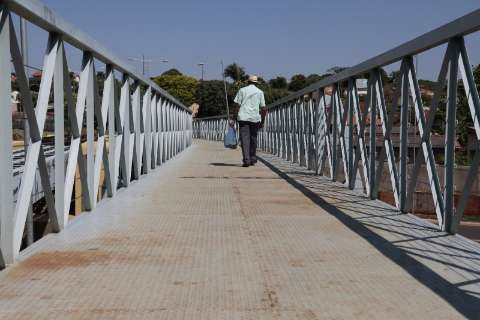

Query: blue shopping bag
left=224, top=126, right=238, bottom=149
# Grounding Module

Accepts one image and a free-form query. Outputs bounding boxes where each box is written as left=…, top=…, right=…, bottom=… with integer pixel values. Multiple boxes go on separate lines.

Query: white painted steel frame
left=194, top=9, right=480, bottom=234
left=263, top=23, right=479, bottom=235
left=0, top=3, right=192, bottom=266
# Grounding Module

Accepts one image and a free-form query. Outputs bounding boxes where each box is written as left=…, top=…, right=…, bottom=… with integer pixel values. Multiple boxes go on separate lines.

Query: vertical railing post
left=54, top=38, right=65, bottom=227
left=314, top=90, right=321, bottom=175
left=120, top=74, right=131, bottom=187
left=307, top=97, right=314, bottom=170
left=141, top=87, right=151, bottom=174
left=333, top=85, right=348, bottom=184
left=132, top=82, right=141, bottom=179
left=332, top=85, right=338, bottom=181
left=174, top=107, right=177, bottom=151
left=304, top=98, right=310, bottom=168
left=399, top=61, right=409, bottom=211
left=444, top=38, right=460, bottom=232
left=286, top=103, right=292, bottom=161
left=281, top=105, right=287, bottom=159
left=368, top=74, right=376, bottom=198
left=108, top=68, right=117, bottom=194
left=145, top=87, right=152, bottom=171
left=299, top=99, right=306, bottom=167
left=156, top=97, right=163, bottom=165
left=151, top=94, right=158, bottom=169
left=452, top=37, right=480, bottom=232
left=347, top=79, right=354, bottom=188
left=0, top=6, right=14, bottom=266
left=86, top=53, right=95, bottom=205
left=160, top=99, right=166, bottom=163
left=126, top=82, right=135, bottom=183
left=276, top=108, right=281, bottom=157
left=270, top=110, right=274, bottom=153
left=292, top=101, right=298, bottom=163
left=168, top=103, right=172, bottom=159
left=272, top=109, right=277, bottom=155
left=273, top=108, right=277, bottom=155
left=264, top=111, right=269, bottom=152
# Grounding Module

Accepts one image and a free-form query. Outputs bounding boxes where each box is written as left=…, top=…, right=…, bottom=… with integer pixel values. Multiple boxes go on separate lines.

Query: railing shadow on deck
left=259, top=155, right=480, bottom=319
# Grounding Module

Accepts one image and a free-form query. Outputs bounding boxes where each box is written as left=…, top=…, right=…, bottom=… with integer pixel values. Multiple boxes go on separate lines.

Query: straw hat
left=248, top=75, right=258, bottom=83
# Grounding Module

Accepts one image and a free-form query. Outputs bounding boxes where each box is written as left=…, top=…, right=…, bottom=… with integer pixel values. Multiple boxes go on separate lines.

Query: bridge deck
left=0, top=140, right=479, bottom=319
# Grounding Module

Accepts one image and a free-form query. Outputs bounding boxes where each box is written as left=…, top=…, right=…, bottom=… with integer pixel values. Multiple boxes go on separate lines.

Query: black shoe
left=242, top=163, right=250, bottom=167
left=251, top=159, right=257, bottom=165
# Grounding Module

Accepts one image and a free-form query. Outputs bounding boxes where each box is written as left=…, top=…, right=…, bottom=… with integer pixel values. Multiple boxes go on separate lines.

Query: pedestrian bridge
left=1, top=140, right=479, bottom=319
left=1, top=0, right=480, bottom=319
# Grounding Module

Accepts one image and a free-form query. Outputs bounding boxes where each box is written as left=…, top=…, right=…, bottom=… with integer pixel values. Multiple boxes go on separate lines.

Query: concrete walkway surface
left=0, top=140, right=479, bottom=319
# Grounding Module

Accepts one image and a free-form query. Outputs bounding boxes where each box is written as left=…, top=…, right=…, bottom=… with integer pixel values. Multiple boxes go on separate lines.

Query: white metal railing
left=260, top=13, right=480, bottom=235
left=196, top=9, right=480, bottom=235
left=193, top=115, right=229, bottom=141
left=0, top=0, right=193, bottom=266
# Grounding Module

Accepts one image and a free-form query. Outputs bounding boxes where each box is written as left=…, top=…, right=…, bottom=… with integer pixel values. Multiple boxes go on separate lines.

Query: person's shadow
left=209, top=162, right=242, bottom=167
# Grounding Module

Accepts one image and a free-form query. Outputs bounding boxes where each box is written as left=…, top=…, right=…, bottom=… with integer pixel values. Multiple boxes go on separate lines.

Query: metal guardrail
left=0, top=0, right=193, bottom=266
left=193, top=115, right=229, bottom=141
left=195, top=9, right=480, bottom=235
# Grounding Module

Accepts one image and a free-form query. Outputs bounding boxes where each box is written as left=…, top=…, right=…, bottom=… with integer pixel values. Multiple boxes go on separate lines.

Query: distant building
left=356, top=78, right=368, bottom=96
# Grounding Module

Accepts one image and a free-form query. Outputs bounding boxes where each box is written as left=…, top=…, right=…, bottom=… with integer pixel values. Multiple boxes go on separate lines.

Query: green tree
left=197, top=80, right=231, bottom=117
left=327, top=66, right=348, bottom=74
left=288, top=74, right=307, bottom=92
left=224, top=63, right=247, bottom=83
left=162, top=68, right=182, bottom=76
left=306, top=73, right=330, bottom=86
left=269, top=76, right=288, bottom=89
left=456, top=64, right=479, bottom=159
left=268, top=88, right=290, bottom=104
left=152, top=74, right=198, bottom=107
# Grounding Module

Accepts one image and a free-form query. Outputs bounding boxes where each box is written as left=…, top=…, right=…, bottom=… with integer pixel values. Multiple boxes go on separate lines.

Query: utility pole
left=20, top=17, right=34, bottom=246
left=128, top=55, right=168, bottom=76
left=221, top=60, right=230, bottom=119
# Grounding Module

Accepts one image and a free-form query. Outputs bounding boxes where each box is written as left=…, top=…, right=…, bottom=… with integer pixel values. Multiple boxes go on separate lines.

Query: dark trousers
left=239, top=121, right=259, bottom=164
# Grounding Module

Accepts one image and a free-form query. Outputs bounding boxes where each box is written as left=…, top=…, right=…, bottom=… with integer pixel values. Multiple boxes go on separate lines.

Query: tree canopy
left=196, top=80, right=231, bottom=117
left=269, top=76, right=288, bottom=89
left=456, top=64, right=480, bottom=156
left=288, top=74, right=307, bottom=92
left=152, top=74, right=198, bottom=107
left=224, top=63, right=247, bottom=83
left=161, top=68, right=182, bottom=76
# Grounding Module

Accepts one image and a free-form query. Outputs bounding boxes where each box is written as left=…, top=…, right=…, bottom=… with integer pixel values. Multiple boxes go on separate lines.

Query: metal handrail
left=3, top=0, right=191, bottom=113
left=268, top=9, right=480, bottom=109
left=195, top=8, right=480, bottom=236
left=0, top=0, right=193, bottom=266
left=194, top=114, right=228, bottom=121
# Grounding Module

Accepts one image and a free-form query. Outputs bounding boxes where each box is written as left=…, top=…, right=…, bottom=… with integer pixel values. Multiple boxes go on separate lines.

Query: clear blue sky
left=29, top=0, right=480, bottom=81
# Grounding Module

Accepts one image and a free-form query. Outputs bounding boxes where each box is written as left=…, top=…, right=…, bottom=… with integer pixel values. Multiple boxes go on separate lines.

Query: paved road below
left=0, top=140, right=479, bottom=319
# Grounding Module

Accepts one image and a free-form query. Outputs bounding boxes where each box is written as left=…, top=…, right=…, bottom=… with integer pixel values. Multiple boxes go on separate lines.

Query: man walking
left=234, top=75, right=266, bottom=167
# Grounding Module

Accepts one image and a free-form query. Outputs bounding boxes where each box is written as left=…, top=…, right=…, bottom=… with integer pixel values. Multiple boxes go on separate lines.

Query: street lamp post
left=197, top=63, right=205, bottom=115
left=197, top=63, right=205, bottom=81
